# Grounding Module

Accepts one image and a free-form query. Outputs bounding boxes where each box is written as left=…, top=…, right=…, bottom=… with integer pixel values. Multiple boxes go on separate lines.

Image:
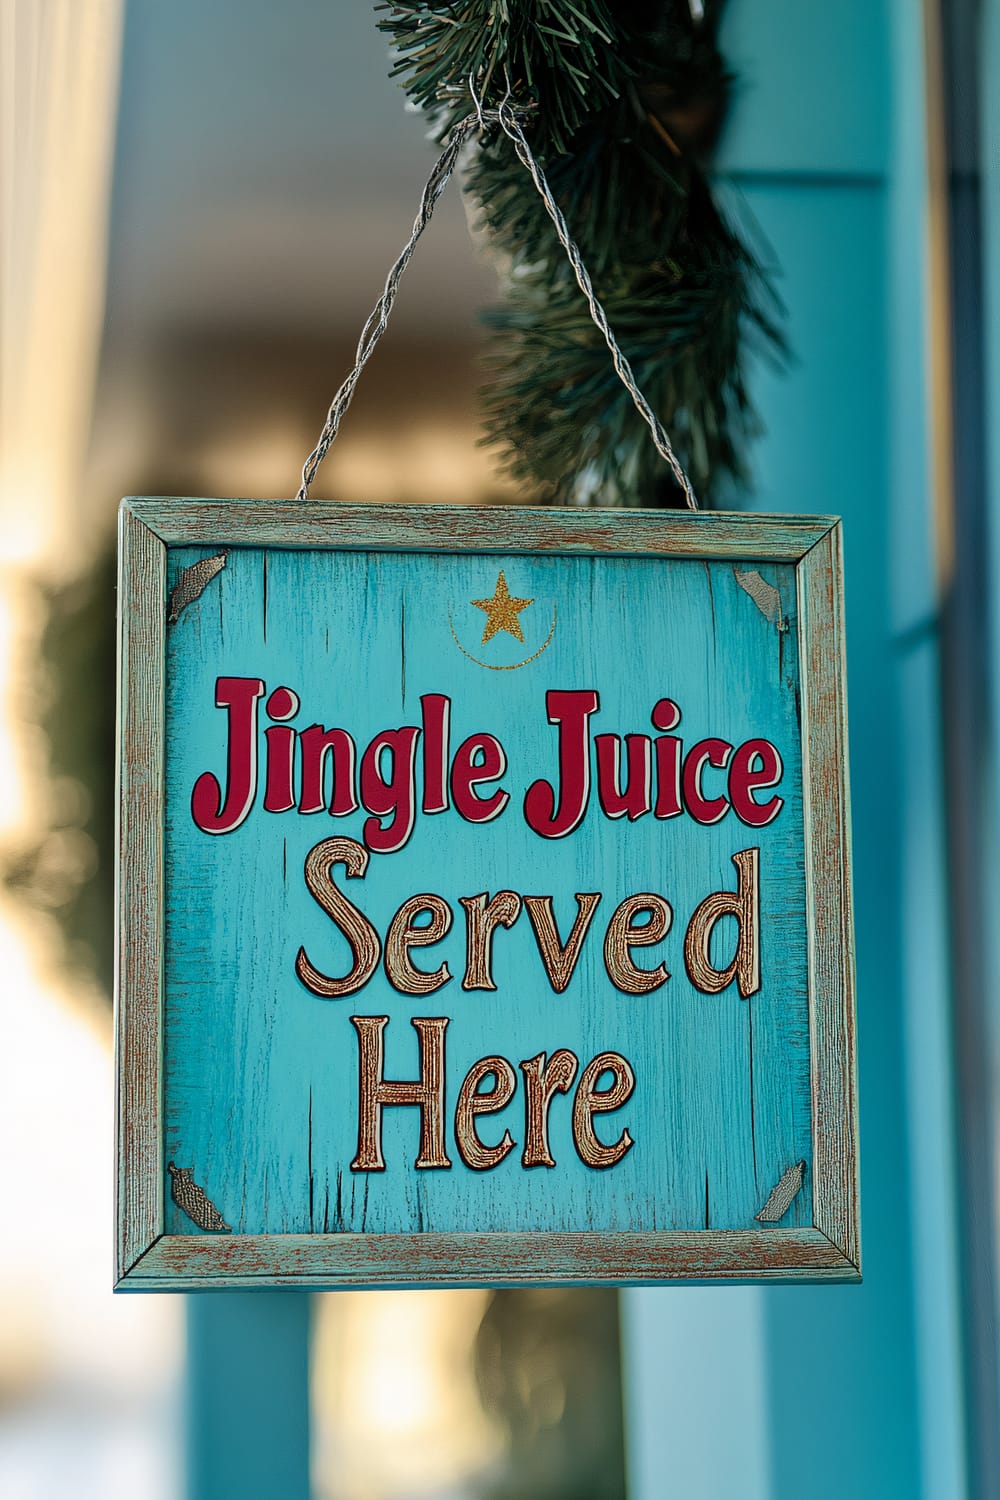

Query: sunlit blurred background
left=2, top=3, right=182, bottom=1497
left=5, top=2, right=1000, bottom=1498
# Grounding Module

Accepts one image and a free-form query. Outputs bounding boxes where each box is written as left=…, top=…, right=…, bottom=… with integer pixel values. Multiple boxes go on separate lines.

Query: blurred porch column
left=622, top=3, right=968, bottom=1497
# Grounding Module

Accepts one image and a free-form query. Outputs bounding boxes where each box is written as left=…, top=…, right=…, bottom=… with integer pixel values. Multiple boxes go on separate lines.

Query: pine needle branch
left=377, top=0, right=785, bottom=506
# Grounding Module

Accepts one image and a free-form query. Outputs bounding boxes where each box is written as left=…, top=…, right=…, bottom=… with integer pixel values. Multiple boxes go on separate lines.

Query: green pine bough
left=377, top=0, right=783, bottom=507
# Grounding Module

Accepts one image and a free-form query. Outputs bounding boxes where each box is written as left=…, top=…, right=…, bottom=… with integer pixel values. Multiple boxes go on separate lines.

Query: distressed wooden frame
left=115, top=499, right=858, bottom=1290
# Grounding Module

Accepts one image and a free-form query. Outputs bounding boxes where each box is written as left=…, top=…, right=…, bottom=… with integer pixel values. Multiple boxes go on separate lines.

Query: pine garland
left=377, top=0, right=783, bottom=507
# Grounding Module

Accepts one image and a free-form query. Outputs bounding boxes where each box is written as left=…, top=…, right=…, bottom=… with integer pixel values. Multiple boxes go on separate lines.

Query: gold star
left=471, top=571, right=534, bottom=645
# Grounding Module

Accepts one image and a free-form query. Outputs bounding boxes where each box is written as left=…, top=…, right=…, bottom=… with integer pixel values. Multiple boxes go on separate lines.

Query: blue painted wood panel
left=162, top=545, right=811, bottom=1240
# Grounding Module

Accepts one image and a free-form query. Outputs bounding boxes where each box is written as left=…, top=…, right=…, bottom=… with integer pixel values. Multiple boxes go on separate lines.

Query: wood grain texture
left=115, top=508, right=167, bottom=1279
left=125, top=498, right=837, bottom=560
left=120, top=1227, right=859, bottom=1291
left=163, top=547, right=810, bottom=1236
left=798, top=524, right=860, bottom=1269
left=115, top=498, right=859, bottom=1289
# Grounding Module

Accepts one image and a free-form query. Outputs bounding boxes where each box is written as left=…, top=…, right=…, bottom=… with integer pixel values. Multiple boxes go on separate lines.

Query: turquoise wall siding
left=624, top=2, right=968, bottom=1497
left=982, top=13, right=1000, bottom=1478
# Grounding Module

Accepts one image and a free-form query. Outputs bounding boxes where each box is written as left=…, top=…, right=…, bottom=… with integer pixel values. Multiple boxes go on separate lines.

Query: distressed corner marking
left=167, top=551, right=228, bottom=623
left=168, top=1161, right=231, bottom=1232
left=755, top=1160, right=806, bottom=1223
left=734, top=568, right=787, bottom=632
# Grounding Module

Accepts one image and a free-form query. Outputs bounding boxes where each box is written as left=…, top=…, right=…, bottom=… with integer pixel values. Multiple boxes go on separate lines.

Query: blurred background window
left=1, top=2, right=182, bottom=1497
left=311, top=1288, right=626, bottom=1500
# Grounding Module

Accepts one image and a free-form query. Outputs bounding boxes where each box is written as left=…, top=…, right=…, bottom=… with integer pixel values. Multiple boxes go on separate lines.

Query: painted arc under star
left=471, top=570, right=534, bottom=644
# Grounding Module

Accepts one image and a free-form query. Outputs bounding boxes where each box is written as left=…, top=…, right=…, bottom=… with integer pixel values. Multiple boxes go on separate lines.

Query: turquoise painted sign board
left=115, top=500, right=859, bottom=1289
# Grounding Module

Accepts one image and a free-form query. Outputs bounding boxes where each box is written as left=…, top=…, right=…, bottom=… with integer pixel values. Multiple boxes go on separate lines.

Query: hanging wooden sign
left=115, top=499, right=858, bottom=1290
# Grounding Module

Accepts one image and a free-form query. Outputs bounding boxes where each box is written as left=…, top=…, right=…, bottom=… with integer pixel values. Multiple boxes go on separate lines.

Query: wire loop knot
left=297, top=92, right=698, bottom=510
